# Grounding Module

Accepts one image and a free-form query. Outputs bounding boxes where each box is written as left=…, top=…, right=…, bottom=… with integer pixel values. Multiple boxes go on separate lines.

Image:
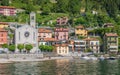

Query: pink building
left=0, top=6, right=16, bottom=16
left=54, top=28, right=69, bottom=40
left=38, top=28, right=52, bottom=40
left=0, top=28, right=8, bottom=47
left=57, top=17, right=68, bottom=25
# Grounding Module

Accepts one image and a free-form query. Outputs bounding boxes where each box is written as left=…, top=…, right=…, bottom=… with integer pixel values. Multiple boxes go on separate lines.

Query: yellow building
left=0, top=22, right=9, bottom=28
left=75, top=25, right=88, bottom=37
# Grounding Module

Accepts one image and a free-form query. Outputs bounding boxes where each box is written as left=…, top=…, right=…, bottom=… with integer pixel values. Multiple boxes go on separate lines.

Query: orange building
left=75, top=25, right=88, bottom=37
left=38, top=28, right=52, bottom=39
left=0, top=28, right=8, bottom=47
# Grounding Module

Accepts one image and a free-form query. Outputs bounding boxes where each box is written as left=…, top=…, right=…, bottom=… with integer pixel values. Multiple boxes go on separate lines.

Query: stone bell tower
left=30, top=12, right=36, bottom=28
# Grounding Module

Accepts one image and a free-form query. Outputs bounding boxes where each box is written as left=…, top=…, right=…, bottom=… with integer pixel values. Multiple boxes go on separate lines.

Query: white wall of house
left=90, top=41, right=100, bottom=53
left=39, top=41, right=47, bottom=45
left=56, top=46, right=69, bottom=55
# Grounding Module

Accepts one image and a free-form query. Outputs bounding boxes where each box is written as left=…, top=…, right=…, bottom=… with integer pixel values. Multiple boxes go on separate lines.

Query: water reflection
left=0, top=63, right=15, bottom=75
left=0, top=59, right=120, bottom=75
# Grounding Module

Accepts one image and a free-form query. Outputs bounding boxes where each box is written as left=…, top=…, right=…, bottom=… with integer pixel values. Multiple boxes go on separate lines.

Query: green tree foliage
left=55, top=0, right=69, bottom=13
left=17, top=44, right=24, bottom=52
left=25, top=44, right=33, bottom=52
left=8, top=44, right=16, bottom=52
left=85, top=48, right=92, bottom=52
left=68, top=0, right=81, bottom=16
left=39, top=45, right=53, bottom=52
left=2, top=44, right=8, bottom=48
left=1, top=0, right=9, bottom=6
left=1, top=0, right=120, bottom=29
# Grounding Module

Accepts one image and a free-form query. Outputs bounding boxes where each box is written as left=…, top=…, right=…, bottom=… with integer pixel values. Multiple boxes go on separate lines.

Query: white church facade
left=14, top=12, right=38, bottom=53
left=15, top=25, right=38, bottom=53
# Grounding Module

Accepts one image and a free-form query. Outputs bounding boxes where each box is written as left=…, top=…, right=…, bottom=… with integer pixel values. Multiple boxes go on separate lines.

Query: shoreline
left=0, top=56, right=73, bottom=63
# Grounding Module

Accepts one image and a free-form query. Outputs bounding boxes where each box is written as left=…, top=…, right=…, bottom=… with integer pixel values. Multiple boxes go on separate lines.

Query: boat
left=90, top=57, right=98, bottom=60
left=80, top=56, right=91, bottom=60
left=99, top=55, right=105, bottom=61
left=108, top=57, right=116, bottom=60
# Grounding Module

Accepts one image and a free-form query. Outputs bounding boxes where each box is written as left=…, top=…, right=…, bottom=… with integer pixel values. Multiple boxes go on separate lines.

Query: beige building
left=104, top=33, right=118, bottom=53
left=75, top=25, right=88, bottom=37
left=54, top=44, right=69, bottom=55
left=84, top=37, right=100, bottom=53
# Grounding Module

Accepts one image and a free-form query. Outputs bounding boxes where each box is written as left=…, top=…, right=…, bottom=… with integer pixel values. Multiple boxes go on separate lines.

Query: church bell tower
left=30, top=12, right=36, bottom=28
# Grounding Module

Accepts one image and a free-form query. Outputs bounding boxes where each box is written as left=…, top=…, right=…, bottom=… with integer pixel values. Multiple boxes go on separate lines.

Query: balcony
left=109, top=46, right=118, bottom=48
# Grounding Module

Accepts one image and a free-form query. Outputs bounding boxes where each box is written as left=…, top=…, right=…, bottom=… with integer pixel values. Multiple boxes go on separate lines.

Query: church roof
left=105, top=33, right=118, bottom=36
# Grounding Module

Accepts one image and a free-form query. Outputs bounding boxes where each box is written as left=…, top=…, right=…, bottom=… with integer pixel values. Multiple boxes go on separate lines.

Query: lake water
left=0, top=59, right=120, bottom=75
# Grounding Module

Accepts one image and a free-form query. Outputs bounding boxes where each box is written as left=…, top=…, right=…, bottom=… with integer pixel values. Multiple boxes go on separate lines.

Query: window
left=91, top=42, right=93, bottom=45
left=1, top=34, right=3, bottom=37
left=63, top=50, right=64, bottom=52
left=65, top=50, right=67, bottom=53
left=33, top=32, right=35, bottom=40
left=96, top=42, right=99, bottom=45
left=19, top=32, right=20, bottom=40
left=59, top=50, right=61, bottom=53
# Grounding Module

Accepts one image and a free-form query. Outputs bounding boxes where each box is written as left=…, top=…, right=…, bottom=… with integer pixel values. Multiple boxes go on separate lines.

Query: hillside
left=0, top=0, right=120, bottom=27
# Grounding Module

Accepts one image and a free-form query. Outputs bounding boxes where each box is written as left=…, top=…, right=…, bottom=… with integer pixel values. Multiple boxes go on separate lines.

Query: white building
left=84, top=37, right=100, bottom=53
left=15, top=12, right=38, bottom=53
left=15, top=25, right=38, bottom=53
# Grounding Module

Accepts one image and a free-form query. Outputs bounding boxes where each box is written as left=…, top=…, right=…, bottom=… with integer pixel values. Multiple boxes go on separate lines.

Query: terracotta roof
left=55, top=44, right=68, bottom=47
left=54, top=28, right=68, bottom=32
left=75, top=25, right=84, bottom=28
left=0, top=6, right=15, bottom=9
left=38, top=28, right=52, bottom=33
left=84, top=37, right=99, bottom=41
left=44, top=38, right=57, bottom=41
left=0, top=28, right=7, bottom=32
left=0, top=22, right=8, bottom=25
left=105, top=33, right=118, bottom=36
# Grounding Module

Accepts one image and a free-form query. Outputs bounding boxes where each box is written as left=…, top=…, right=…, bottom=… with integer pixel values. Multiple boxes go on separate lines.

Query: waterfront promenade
left=0, top=53, right=73, bottom=63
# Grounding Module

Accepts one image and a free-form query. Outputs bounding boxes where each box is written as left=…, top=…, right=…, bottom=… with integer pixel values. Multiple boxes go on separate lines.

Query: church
left=14, top=12, right=38, bottom=53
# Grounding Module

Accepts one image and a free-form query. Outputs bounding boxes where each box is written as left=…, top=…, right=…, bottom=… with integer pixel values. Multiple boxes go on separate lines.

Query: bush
left=25, top=44, right=33, bottom=53
left=85, top=48, right=92, bottom=52
left=17, top=44, right=24, bottom=52
left=8, top=44, right=16, bottom=52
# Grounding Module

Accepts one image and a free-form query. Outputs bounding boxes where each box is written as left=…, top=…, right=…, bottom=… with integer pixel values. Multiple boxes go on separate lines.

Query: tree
left=9, top=34, right=14, bottom=44
left=55, top=0, right=69, bottom=13
left=2, top=44, right=8, bottom=49
left=39, top=45, right=46, bottom=52
left=47, top=46, right=54, bottom=52
left=8, top=44, right=16, bottom=52
left=41, top=5, right=51, bottom=15
left=25, top=44, right=33, bottom=53
left=1, top=0, right=9, bottom=6
left=68, top=0, right=81, bottom=16
left=17, top=44, right=24, bottom=52
left=85, top=48, right=92, bottom=52
left=39, top=45, right=54, bottom=52
left=25, top=3, right=35, bottom=14
left=75, top=17, right=86, bottom=25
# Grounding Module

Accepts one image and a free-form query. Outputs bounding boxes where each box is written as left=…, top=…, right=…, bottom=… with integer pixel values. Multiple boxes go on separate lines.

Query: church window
left=19, top=32, right=20, bottom=40
left=33, top=32, right=35, bottom=40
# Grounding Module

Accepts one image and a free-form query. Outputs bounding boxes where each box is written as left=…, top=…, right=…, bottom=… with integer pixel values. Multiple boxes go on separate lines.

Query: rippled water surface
left=0, top=59, right=120, bottom=75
